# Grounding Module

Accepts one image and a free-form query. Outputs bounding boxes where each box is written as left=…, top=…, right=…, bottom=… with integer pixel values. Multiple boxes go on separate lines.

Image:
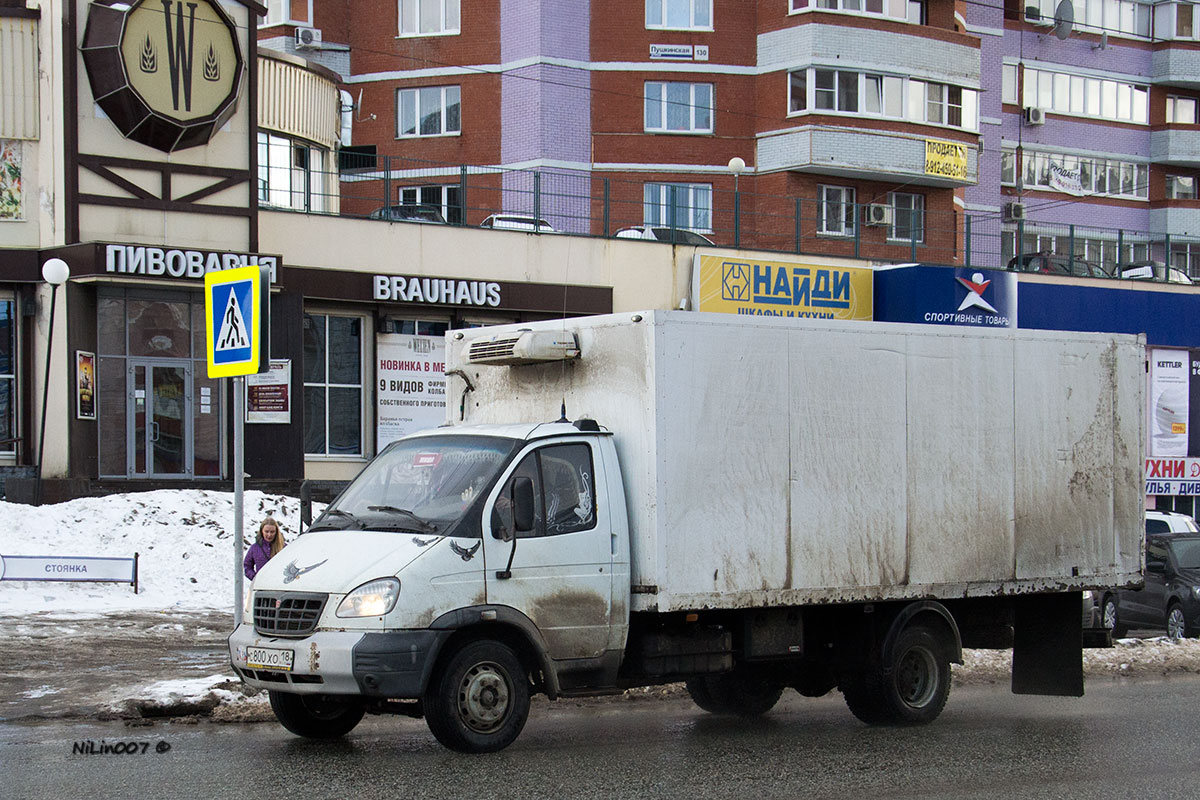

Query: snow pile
left=0, top=490, right=323, bottom=616
left=955, top=636, right=1200, bottom=685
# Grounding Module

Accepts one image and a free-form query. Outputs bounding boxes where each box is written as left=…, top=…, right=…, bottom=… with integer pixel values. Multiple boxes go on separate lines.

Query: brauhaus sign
left=81, top=0, right=245, bottom=152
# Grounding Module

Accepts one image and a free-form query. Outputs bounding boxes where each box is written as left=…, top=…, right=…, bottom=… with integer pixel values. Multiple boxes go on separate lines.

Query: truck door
left=484, top=441, right=613, bottom=661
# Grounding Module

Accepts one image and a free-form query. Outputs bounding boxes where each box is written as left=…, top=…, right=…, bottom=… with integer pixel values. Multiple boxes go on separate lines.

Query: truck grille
left=253, top=592, right=328, bottom=636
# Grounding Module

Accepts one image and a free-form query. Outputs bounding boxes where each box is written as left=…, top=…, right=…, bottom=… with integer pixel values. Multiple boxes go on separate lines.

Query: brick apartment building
left=255, top=0, right=1200, bottom=272
left=257, top=0, right=982, bottom=264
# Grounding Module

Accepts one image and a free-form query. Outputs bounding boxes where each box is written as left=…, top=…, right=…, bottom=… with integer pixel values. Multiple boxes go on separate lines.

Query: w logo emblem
left=161, top=0, right=199, bottom=112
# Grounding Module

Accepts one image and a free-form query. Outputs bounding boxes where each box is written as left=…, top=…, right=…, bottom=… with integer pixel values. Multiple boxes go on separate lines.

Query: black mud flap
left=1011, top=592, right=1084, bottom=697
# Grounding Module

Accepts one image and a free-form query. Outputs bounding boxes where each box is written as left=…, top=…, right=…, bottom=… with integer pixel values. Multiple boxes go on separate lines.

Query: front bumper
left=228, top=623, right=451, bottom=698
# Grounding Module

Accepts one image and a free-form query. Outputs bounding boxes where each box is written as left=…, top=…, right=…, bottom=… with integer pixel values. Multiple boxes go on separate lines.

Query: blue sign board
left=874, top=264, right=1017, bottom=328
left=1018, top=282, right=1200, bottom=349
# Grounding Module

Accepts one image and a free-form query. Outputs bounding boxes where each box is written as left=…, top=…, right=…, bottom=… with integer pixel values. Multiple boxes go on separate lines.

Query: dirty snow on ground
left=0, top=490, right=323, bottom=616
left=5, top=489, right=1200, bottom=723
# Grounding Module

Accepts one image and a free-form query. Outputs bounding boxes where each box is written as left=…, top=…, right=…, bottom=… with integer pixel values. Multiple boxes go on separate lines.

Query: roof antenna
left=557, top=399, right=569, bottom=424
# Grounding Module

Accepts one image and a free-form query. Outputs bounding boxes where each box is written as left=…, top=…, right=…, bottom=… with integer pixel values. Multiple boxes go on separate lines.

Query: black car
left=1006, top=252, right=1111, bottom=279
left=367, top=203, right=447, bottom=224
left=1104, top=517, right=1200, bottom=638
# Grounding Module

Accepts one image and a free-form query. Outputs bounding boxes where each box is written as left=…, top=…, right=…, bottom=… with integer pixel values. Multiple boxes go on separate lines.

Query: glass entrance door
left=129, top=361, right=192, bottom=478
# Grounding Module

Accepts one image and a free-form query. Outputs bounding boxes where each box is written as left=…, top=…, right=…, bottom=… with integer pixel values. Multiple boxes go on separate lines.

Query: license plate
left=246, top=646, right=294, bottom=672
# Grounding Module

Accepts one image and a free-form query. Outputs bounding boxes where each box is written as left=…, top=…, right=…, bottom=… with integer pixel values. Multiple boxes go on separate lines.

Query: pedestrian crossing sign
left=205, top=265, right=264, bottom=378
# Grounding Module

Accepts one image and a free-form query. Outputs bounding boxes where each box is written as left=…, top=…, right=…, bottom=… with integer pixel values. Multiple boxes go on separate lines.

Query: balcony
left=1152, top=46, right=1200, bottom=89
left=758, top=23, right=981, bottom=86
left=757, top=125, right=978, bottom=186
left=1151, top=128, right=1200, bottom=167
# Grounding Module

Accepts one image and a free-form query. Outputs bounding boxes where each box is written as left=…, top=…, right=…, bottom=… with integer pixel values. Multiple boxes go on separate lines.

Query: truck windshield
left=310, top=435, right=519, bottom=536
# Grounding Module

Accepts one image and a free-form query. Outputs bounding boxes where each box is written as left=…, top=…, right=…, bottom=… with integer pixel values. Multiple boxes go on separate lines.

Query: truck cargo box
left=445, top=311, right=1145, bottom=614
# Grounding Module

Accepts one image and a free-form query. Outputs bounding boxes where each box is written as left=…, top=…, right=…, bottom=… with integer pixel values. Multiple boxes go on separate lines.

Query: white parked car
left=1119, top=261, right=1193, bottom=285
left=480, top=214, right=556, bottom=233
left=614, top=226, right=714, bottom=245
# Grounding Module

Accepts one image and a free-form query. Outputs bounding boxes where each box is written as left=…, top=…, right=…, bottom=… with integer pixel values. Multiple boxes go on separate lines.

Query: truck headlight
left=1191, top=585, right=1200, bottom=601
left=336, top=578, right=400, bottom=618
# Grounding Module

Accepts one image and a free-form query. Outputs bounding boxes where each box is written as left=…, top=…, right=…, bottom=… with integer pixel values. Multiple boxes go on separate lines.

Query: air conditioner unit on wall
left=864, top=204, right=892, bottom=226
left=295, top=27, right=323, bottom=50
left=1024, top=5, right=1052, bottom=24
left=1024, top=106, right=1046, bottom=126
left=1003, top=202, right=1027, bottom=222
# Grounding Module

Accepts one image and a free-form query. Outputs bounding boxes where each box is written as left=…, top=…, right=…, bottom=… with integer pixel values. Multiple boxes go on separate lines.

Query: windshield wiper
left=309, top=507, right=365, bottom=531
left=367, top=505, right=436, bottom=533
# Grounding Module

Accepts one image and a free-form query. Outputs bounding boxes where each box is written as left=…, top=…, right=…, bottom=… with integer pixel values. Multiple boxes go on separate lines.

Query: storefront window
left=97, top=288, right=219, bottom=478
left=304, top=313, right=363, bottom=456
left=128, top=300, right=192, bottom=358
left=0, top=297, right=15, bottom=454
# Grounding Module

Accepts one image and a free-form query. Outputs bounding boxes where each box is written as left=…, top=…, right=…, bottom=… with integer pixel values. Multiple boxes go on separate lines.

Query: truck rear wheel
left=268, top=691, right=365, bottom=739
left=685, top=669, right=783, bottom=717
left=842, top=624, right=951, bottom=726
left=424, top=639, right=530, bottom=753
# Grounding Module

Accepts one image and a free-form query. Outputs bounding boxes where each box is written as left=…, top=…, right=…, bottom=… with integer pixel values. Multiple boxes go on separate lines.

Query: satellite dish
left=1053, top=0, right=1074, bottom=40
left=1093, top=31, right=1108, bottom=50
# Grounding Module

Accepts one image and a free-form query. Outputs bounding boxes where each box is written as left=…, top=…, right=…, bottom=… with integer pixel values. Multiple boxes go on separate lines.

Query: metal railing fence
left=264, top=154, right=1200, bottom=284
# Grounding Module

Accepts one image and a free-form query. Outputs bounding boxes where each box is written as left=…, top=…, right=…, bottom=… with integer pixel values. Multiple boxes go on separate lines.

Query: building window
left=1047, top=0, right=1151, bottom=39
left=1178, top=3, right=1197, bottom=38
left=789, top=69, right=975, bottom=129
left=399, top=0, right=460, bottom=35
left=889, top=192, right=924, bottom=242
left=646, top=0, right=712, bottom=29
left=789, top=71, right=807, bottom=113
left=645, top=82, right=714, bottom=133
left=643, top=183, right=712, bottom=232
left=303, top=314, right=364, bottom=457
left=1021, top=149, right=1148, bottom=199
left=258, top=132, right=327, bottom=212
left=1168, top=96, right=1197, bottom=124
left=397, top=86, right=461, bottom=137
left=1023, top=67, right=1148, bottom=124
left=1171, top=242, right=1200, bottom=277
left=1167, top=175, right=1199, bottom=199
left=1001, top=148, right=1017, bottom=186
left=262, top=0, right=311, bottom=25
left=400, top=184, right=464, bottom=224
left=0, top=296, right=14, bottom=455
left=815, top=69, right=858, bottom=111
left=1002, top=64, right=1018, bottom=105
left=817, top=185, right=856, bottom=236
left=789, top=0, right=925, bottom=23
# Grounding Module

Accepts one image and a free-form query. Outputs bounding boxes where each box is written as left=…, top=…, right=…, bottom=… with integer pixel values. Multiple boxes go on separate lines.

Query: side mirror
left=512, top=476, right=535, bottom=532
left=1146, top=559, right=1165, bottom=574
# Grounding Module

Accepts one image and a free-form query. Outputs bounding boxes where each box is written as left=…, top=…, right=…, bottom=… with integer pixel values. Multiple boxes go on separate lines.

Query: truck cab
left=228, top=420, right=630, bottom=751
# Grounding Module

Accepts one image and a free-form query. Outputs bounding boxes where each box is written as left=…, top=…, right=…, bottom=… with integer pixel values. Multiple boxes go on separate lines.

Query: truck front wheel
left=268, top=691, right=365, bottom=739
left=685, top=668, right=784, bottom=717
left=842, top=624, right=951, bottom=726
left=424, top=639, right=531, bottom=753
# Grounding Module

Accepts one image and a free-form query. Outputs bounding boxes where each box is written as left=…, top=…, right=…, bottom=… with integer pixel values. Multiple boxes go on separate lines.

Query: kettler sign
left=81, top=0, right=245, bottom=152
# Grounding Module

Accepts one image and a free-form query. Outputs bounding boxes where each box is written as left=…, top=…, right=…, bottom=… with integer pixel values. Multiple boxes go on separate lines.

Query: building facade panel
left=758, top=125, right=978, bottom=186
left=0, top=15, right=38, bottom=140
left=758, top=21, right=981, bottom=85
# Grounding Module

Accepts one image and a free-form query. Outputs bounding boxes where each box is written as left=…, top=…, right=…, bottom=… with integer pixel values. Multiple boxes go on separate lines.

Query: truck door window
left=494, top=443, right=596, bottom=539
left=540, top=444, right=595, bottom=535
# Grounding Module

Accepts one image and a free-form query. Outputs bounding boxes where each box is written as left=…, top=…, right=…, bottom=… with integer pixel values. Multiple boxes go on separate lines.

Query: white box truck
left=228, top=311, right=1145, bottom=752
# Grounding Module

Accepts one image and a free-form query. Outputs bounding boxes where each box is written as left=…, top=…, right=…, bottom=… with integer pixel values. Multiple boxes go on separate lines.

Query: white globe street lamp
left=36, top=258, right=71, bottom=505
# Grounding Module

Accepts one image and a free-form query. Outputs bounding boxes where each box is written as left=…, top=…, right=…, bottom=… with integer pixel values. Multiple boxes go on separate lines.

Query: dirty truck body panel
left=447, top=311, right=1144, bottom=611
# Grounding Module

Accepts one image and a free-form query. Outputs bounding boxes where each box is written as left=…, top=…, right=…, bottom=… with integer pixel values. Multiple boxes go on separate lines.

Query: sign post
left=204, top=265, right=269, bottom=626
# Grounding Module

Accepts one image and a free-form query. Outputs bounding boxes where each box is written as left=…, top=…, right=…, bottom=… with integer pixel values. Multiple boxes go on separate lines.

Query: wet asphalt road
left=5, top=677, right=1200, bottom=799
